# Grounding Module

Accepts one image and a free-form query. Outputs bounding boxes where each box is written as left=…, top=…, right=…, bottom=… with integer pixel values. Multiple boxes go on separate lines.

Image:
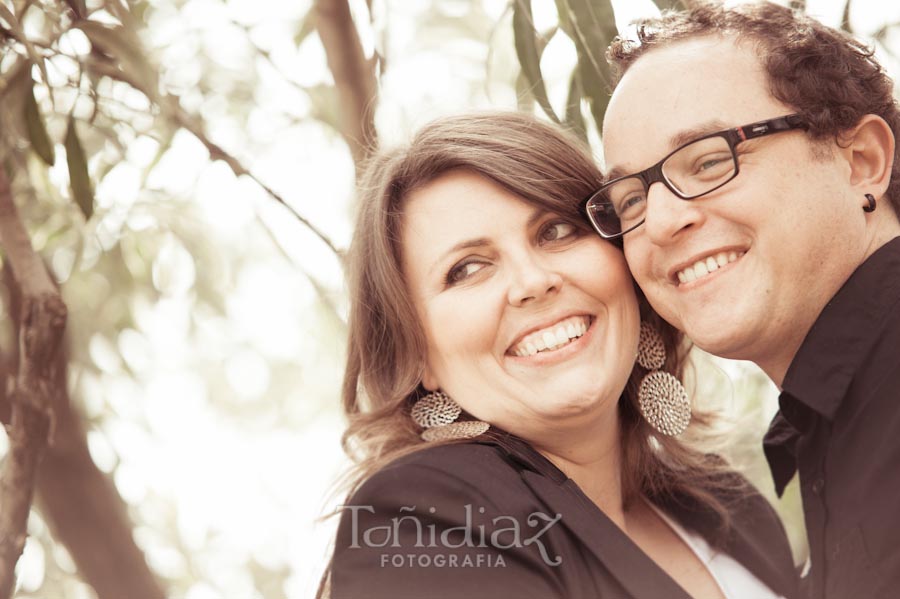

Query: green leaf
left=295, top=9, right=317, bottom=47
left=63, top=0, right=87, bottom=19
left=0, top=3, right=50, bottom=88
left=515, top=71, right=533, bottom=112
left=652, top=0, right=688, bottom=11
left=77, top=21, right=158, bottom=100
left=65, top=118, right=94, bottom=220
left=513, top=0, right=560, bottom=123
left=840, top=0, right=853, bottom=34
left=306, top=83, right=341, bottom=133
left=554, top=0, right=618, bottom=135
left=24, top=80, right=55, bottom=166
left=564, top=71, right=588, bottom=143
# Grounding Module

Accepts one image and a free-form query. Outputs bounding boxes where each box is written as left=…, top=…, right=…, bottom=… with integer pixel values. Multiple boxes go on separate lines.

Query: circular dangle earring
left=635, top=322, right=691, bottom=436
left=410, top=390, right=490, bottom=442
left=864, top=193, right=877, bottom=213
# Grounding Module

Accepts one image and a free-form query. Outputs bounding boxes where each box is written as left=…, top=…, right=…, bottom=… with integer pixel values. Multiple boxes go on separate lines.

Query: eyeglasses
left=583, top=114, right=808, bottom=239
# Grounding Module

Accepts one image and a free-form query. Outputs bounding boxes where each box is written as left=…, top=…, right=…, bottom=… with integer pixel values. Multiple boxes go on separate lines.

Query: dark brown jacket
left=332, top=432, right=799, bottom=599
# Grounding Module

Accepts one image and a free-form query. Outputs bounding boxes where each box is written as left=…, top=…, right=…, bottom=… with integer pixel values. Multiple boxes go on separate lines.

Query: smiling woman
left=318, top=112, right=800, bottom=599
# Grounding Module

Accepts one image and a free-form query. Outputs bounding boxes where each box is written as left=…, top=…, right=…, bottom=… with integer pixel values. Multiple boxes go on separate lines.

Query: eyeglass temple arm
left=736, top=114, right=807, bottom=141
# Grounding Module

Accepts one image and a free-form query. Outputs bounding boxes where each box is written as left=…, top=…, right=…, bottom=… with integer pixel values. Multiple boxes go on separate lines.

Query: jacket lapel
left=520, top=469, right=695, bottom=599
left=476, top=432, right=797, bottom=599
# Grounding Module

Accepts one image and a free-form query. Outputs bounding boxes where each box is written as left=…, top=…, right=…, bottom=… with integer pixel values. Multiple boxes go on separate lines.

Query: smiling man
left=583, top=2, right=900, bottom=598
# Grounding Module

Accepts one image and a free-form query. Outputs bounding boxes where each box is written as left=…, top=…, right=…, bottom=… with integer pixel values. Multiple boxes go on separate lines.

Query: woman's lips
left=508, top=315, right=592, bottom=357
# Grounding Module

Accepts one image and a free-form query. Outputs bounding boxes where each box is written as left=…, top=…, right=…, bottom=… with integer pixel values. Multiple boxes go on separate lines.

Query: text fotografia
left=381, top=553, right=507, bottom=568
left=339, top=504, right=563, bottom=566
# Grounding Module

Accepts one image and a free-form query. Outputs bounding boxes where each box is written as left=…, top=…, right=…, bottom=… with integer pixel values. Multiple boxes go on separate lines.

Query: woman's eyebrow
left=428, top=237, right=491, bottom=276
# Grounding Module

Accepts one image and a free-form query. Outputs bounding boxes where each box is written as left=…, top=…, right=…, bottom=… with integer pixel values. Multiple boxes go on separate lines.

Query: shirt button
left=811, top=478, right=825, bottom=494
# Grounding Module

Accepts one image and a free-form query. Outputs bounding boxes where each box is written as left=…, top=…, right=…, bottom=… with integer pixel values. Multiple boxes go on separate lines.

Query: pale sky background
left=3, top=0, right=899, bottom=597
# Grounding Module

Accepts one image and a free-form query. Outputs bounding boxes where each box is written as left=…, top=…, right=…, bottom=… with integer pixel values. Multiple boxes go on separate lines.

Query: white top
left=649, top=503, right=787, bottom=599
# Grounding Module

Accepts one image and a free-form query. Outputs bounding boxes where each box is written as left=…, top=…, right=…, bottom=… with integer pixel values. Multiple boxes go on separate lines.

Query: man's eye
left=692, top=153, right=732, bottom=175
left=445, top=261, right=486, bottom=286
left=539, top=221, right=577, bottom=243
left=617, top=194, right=646, bottom=217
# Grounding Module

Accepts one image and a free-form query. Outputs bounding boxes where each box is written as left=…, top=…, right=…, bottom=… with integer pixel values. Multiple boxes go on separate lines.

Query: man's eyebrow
left=604, top=120, right=731, bottom=181
left=667, top=120, right=731, bottom=149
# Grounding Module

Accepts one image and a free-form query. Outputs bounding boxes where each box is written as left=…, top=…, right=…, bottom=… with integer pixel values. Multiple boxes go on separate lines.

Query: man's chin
left=679, top=322, right=755, bottom=361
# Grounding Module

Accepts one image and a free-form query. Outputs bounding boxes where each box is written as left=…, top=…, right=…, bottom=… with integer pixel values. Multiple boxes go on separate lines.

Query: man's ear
left=843, top=114, right=895, bottom=197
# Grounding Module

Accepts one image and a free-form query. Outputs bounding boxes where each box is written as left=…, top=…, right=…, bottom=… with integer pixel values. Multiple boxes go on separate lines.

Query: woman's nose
left=507, top=254, right=563, bottom=307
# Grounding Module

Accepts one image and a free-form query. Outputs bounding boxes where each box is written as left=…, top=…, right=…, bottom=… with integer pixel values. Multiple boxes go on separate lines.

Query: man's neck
left=761, top=214, right=900, bottom=388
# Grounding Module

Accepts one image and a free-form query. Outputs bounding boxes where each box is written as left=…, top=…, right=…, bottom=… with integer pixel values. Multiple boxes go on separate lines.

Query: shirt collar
left=781, top=235, right=900, bottom=420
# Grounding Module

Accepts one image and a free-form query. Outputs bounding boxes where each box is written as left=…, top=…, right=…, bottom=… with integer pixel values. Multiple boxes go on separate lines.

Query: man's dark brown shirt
left=764, top=236, right=900, bottom=599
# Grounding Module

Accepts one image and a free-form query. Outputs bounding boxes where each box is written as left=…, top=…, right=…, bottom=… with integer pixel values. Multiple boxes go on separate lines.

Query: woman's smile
left=508, top=314, right=593, bottom=357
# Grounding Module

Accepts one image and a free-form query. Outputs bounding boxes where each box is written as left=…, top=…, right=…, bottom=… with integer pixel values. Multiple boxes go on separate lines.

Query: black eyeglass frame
left=583, top=113, right=808, bottom=239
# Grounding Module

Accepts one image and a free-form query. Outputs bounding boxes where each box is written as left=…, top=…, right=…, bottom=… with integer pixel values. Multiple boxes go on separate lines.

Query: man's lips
left=670, top=249, right=746, bottom=285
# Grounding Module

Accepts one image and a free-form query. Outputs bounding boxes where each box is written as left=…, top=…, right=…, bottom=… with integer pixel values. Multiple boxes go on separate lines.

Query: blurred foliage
left=1, top=0, right=349, bottom=597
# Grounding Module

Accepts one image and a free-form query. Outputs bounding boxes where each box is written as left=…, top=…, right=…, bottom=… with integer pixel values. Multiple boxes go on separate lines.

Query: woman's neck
left=532, top=416, right=627, bottom=527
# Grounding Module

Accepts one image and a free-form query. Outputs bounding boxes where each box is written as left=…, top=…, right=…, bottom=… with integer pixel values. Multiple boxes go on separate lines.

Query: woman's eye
left=539, top=221, right=577, bottom=243
left=445, top=261, right=486, bottom=286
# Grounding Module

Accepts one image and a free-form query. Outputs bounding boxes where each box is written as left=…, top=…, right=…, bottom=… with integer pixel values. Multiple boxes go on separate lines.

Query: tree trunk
left=0, top=167, right=67, bottom=598
left=0, top=168, right=166, bottom=599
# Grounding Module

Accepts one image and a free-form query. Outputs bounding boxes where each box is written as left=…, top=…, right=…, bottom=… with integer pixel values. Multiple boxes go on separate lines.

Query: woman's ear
left=844, top=114, right=895, bottom=197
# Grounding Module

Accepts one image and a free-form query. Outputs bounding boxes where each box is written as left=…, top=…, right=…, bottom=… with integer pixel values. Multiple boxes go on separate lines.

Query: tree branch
left=166, top=101, right=345, bottom=260
left=315, top=0, right=378, bottom=168
left=35, top=388, right=168, bottom=599
left=0, top=166, right=67, bottom=599
left=84, top=59, right=345, bottom=261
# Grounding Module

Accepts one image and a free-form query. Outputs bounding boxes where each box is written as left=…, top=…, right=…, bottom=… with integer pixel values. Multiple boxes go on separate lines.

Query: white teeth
left=554, top=327, right=568, bottom=346
left=675, top=251, right=744, bottom=285
left=542, top=331, right=557, bottom=349
left=510, top=315, right=590, bottom=357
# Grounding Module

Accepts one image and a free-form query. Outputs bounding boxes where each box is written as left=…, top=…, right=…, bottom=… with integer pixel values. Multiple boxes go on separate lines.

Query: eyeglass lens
left=588, top=135, right=737, bottom=236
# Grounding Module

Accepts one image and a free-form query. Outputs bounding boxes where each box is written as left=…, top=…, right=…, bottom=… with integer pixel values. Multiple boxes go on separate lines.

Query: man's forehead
left=602, top=37, right=776, bottom=172
left=603, top=119, right=733, bottom=180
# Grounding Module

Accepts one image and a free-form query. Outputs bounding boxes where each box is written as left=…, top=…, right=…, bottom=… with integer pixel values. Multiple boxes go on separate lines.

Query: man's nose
left=642, top=182, right=705, bottom=244
left=507, top=253, right=563, bottom=307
